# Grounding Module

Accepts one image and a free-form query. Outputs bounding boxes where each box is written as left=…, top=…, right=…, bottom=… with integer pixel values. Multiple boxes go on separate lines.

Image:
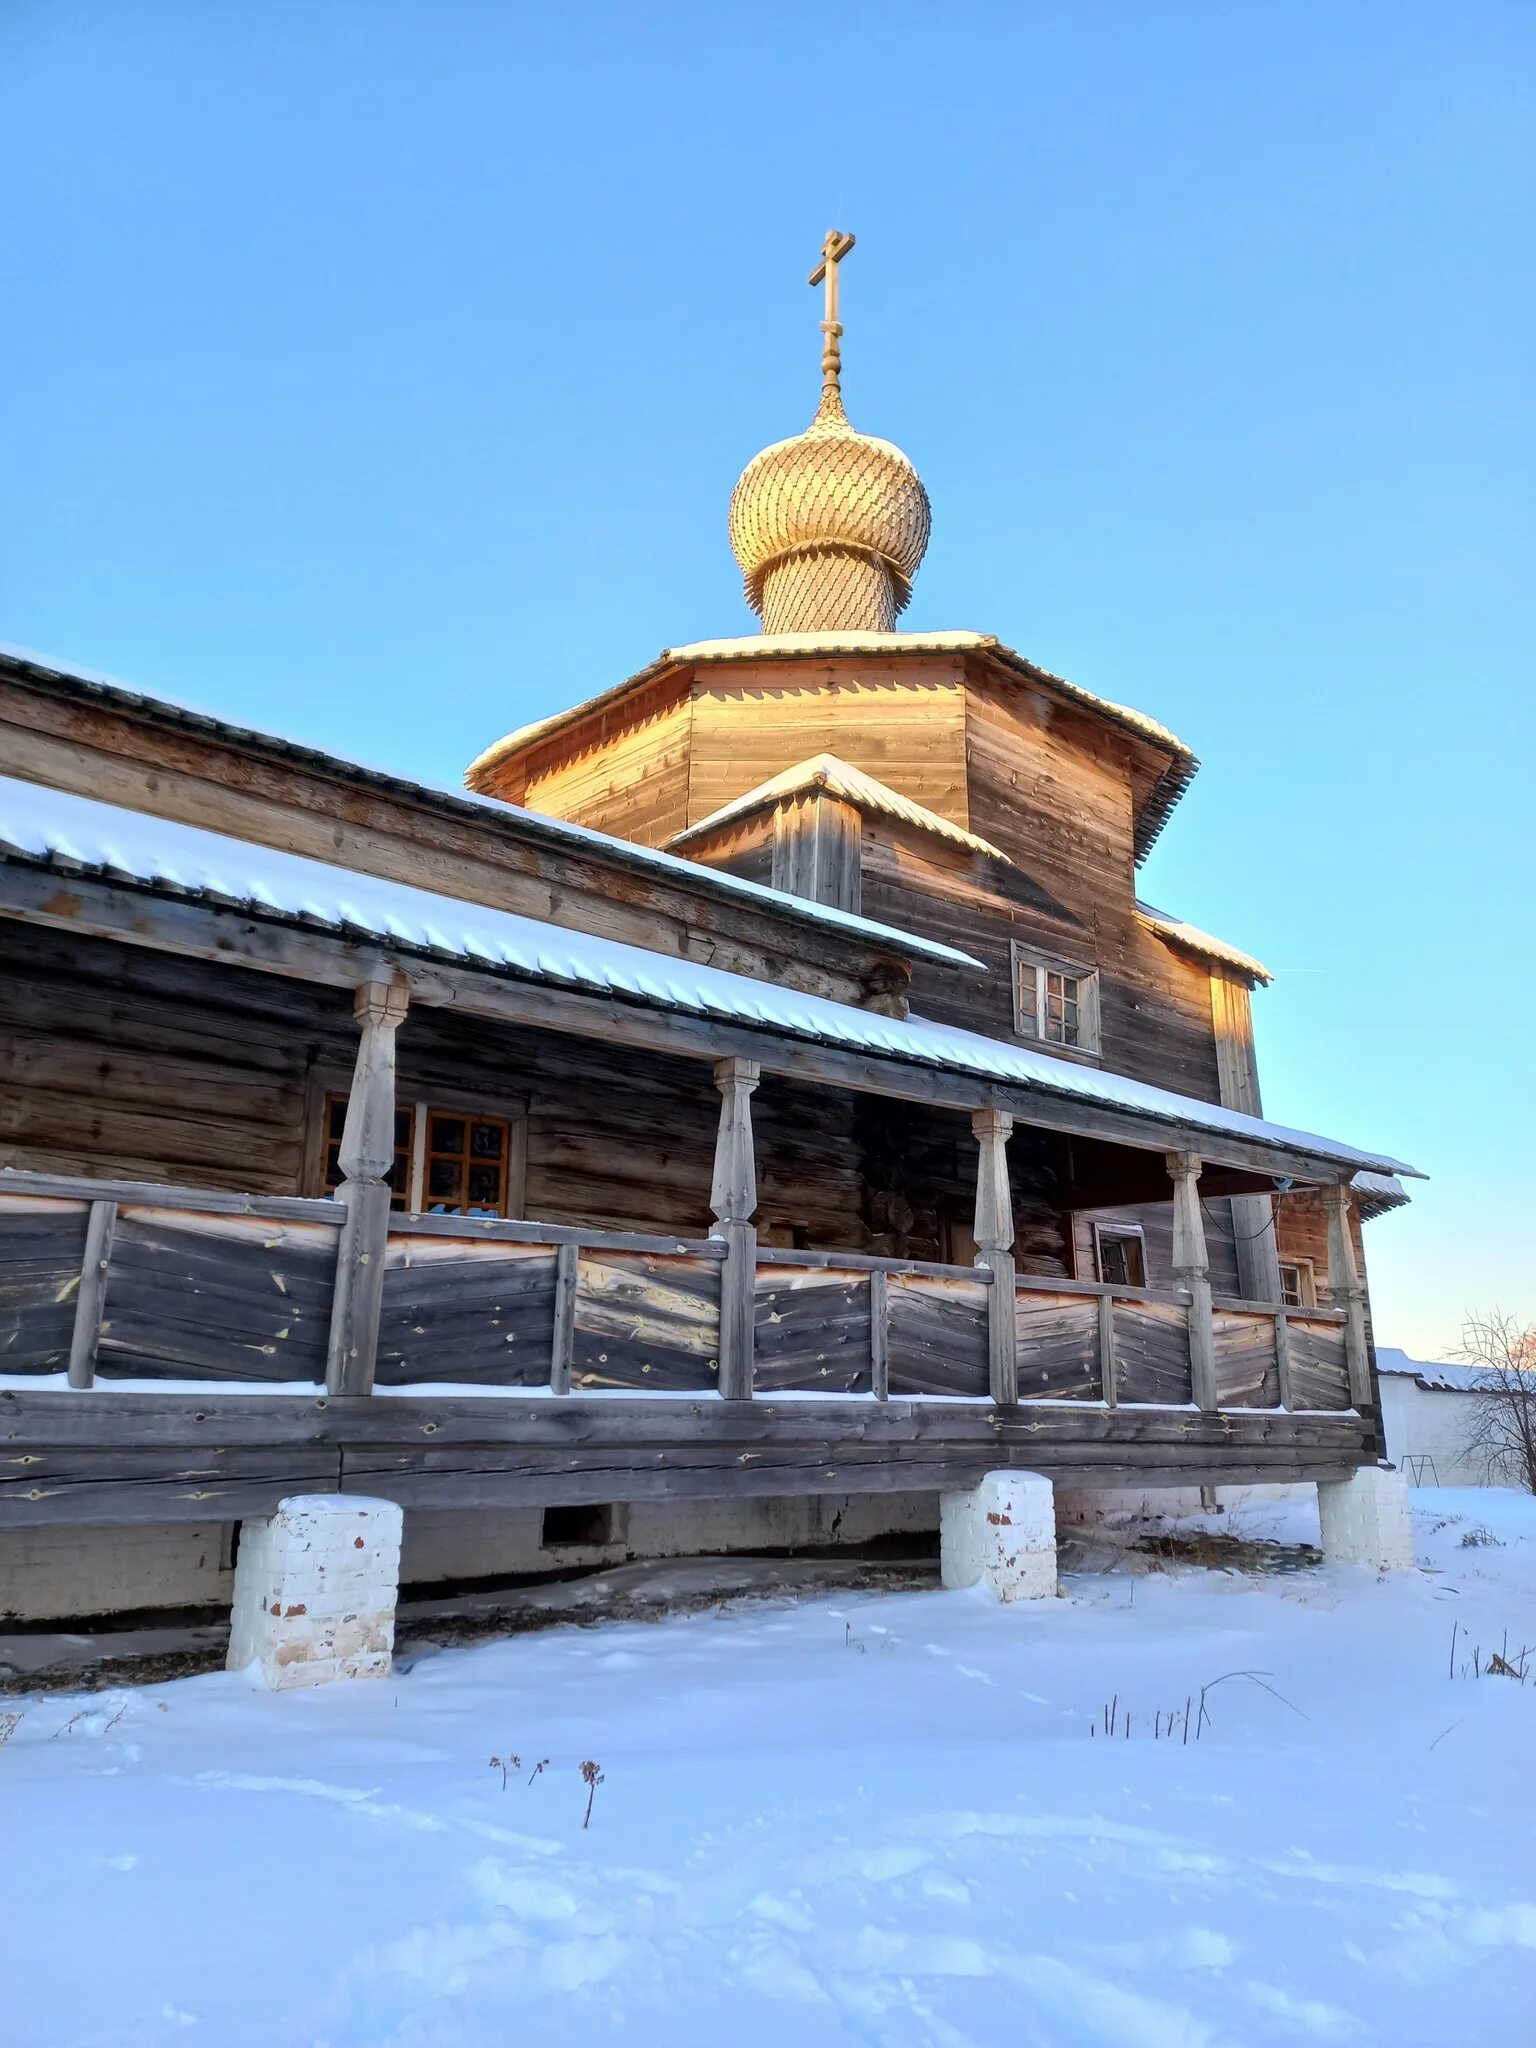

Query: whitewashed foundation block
left=228, top=1495, right=403, bottom=1689
left=940, top=1470, right=1057, bottom=1601
left=1317, top=1466, right=1415, bottom=1571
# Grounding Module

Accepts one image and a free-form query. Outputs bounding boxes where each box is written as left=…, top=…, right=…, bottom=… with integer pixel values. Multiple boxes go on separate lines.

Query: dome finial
left=808, top=229, right=856, bottom=424
left=728, top=232, right=931, bottom=636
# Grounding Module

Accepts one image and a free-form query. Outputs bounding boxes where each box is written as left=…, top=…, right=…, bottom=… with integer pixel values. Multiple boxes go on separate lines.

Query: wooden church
left=0, top=235, right=1419, bottom=1617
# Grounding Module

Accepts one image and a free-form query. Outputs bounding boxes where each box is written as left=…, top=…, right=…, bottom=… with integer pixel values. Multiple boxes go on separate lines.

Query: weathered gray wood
left=0, top=1198, right=91, bottom=1375
left=1097, top=1292, right=1118, bottom=1406
left=550, top=1240, right=579, bottom=1394
left=886, top=1271, right=990, bottom=1397
left=710, top=1057, right=759, bottom=1401
left=66, top=1200, right=116, bottom=1388
left=755, top=1245, right=990, bottom=1282
left=0, top=861, right=1403, bottom=1188
left=1211, top=1307, right=1280, bottom=1409
left=1273, top=1309, right=1296, bottom=1410
left=1168, top=1152, right=1217, bottom=1411
left=376, top=1236, right=557, bottom=1388
left=570, top=1250, right=721, bottom=1392
left=1287, top=1317, right=1352, bottom=1411
left=386, top=1210, right=723, bottom=1258
left=1322, top=1183, right=1373, bottom=1407
left=1114, top=1298, right=1194, bottom=1405
left=325, top=979, right=409, bottom=1396
left=972, top=1108, right=1018, bottom=1405
left=771, top=790, right=863, bottom=915
left=753, top=1264, right=871, bottom=1394
left=869, top=1268, right=889, bottom=1401
left=1014, top=1290, right=1099, bottom=1402
left=0, top=1386, right=1372, bottom=1454
left=0, top=1167, right=340, bottom=1225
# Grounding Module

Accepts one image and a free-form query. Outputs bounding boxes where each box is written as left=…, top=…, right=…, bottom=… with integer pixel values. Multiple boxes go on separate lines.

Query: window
left=324, top=1097, right=416, bottom=1211
left=1093, top=1224, right=1146, bottom=1288
left=1278, top=1259, right=1317, bottom=1309
left=1013, top=944, right=1100, bottom=1055
left=323, top=1095, right=513, bottom=1217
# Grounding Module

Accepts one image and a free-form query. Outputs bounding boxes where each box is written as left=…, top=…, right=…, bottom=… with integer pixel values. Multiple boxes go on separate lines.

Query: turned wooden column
left=325, top=977, right=409, bottom=1396
left=1168, top=1151, right=1217, bottom=1411
left=972, top=1108, right=1018, bottom=1406
left=710, top=1057, right=760, bottom=1401
left=1321, top=1181, right=1373, bottom=1407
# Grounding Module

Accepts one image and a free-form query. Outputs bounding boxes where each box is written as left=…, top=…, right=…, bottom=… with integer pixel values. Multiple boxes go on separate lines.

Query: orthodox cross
left=808, top=229, right=856, bottom=408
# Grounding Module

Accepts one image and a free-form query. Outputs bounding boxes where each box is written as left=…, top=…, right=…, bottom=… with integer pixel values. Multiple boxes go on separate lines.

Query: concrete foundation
left=940, top=1470, right=1057, bottom=1601
left=1316, top=1465, right=1416, bottom=1569
left=227, top=1495, right=403, bottom=1689
left=1, top=1492, right=938, bottom=1625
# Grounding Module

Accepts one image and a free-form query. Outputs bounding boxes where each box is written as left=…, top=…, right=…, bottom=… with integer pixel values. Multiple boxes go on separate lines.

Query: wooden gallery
left=0, top=243, right=1422, bottom=1663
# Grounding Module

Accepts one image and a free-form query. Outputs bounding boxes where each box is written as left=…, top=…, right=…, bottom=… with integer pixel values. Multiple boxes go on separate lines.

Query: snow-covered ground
left=4, top=1487, right=1534, bottom=2047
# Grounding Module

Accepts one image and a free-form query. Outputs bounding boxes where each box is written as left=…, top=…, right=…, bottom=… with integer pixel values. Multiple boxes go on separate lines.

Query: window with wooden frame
left=1278, top=1258, right=1317, bottom=1310
left=1013, top=943, right=1100, bottom=1055
left=1093, top=1222, right=1147, bottom=1288
left=322, top=1095, right=516, bottom=1217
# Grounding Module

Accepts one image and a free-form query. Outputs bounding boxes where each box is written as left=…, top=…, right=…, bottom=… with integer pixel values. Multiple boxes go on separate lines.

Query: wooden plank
left=886, top=1271, right=989, bottom=1397
left=754, top=1245, right=991, bottom=1282
left=387, top=1210, right=724, bottom=1258
left=869, top=1268, right=889, bottom=1402
left=1274, top=1310, right=1296, bottom=1410
left=0, top=1197, right=91, bottom=1375
left=753, top=1264, right=871, bottom=1394
left=377, top=1235, right=557, bottom=1388
left=98, top=1208, right=334, bottom=1383
left=0, top=1388, right=1374, bottom=1465
left=0, top=1444, right=341, bottom=1525
left=0, top=1166, right=339, bottom=1224
left=1287, top=1317, right=1352, bottom=1411
left=1211, top=1307, right=1280, bottom=1410
left=1114, top=1299, right=1194, bottom=1405
left=66, top=1199, right=116, bottom=1388
left=1014, top=1289, right=1099, bottom=1401
left=569, top=1250, right=721, bottom=1392
left=549, top=1240, right=578, bottom=1394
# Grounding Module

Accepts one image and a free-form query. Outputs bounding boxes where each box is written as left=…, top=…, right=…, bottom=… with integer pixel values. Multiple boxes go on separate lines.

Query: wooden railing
left=0, top=1170, right=1360, bottom=1414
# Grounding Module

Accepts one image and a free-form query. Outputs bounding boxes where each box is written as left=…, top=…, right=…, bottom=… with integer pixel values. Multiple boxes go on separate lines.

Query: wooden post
left=67, top=1198, right=117, bottom=1389
left=1097, top=1290, right=1118, bottom=1407
left=710, top=1057, right=760, bottom=1401
left=325, top=978, right=409, bottom=1397
left=1273, top=1309, right=1296, bottom=1411
left=1322, top=1181, right=1373, bottom=1408
left=1168, top=1151, right=1217, bottom=1411
left=972, top=1107, right=1018, bottom=1406
left=869, top=1267, right=890, bottom=1401
left=549, top=1240, right=579, bottom=1394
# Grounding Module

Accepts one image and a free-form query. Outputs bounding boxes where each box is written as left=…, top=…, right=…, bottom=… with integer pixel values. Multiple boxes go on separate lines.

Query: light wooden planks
left=1287, top=1317, right=1352, bottom=1411
left=1114, top=1298, right=1194, bottom=1405
left=1211, top=1307, right=1281, bottom=1409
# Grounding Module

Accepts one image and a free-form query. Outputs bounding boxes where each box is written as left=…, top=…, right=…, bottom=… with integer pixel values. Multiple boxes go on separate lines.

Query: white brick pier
left=1317, top=1465, right=1416, bottom=1570
left=940, top=1470, right=1058, bottom=1601
left=227, top=1495, right=403, bottom=1688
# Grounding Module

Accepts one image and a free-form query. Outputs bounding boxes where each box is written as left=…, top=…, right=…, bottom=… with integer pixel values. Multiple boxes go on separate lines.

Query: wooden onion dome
left=728, top=232, right=931, bottom=635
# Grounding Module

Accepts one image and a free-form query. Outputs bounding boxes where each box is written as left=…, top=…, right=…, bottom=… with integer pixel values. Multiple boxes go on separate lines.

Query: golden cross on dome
left=807, top=229, right=856, bottom=410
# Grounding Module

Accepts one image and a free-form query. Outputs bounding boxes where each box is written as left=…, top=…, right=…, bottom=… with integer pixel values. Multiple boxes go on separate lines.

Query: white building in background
left=1375, top=1348, right=1501, bottom=1487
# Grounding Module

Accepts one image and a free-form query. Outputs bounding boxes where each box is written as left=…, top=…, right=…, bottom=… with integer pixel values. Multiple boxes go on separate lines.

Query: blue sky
left=4, top=2, right=1531, bottom=1354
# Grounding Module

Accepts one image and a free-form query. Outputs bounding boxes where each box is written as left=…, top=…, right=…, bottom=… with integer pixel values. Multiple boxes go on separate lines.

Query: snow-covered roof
left=0, top=775, right=1423, bottom=1183
left=0, top=644, right=978, bottom=974
left=1136, top=902, right=1273, bottom=986
left=671, top=753, right=1012, bottom=863
left=1351, top=1170, right=1411, bottom=1219
left=1374, top=1348, right=1495, bottom=1394
left=466, top=630, right=1199, bottom=864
